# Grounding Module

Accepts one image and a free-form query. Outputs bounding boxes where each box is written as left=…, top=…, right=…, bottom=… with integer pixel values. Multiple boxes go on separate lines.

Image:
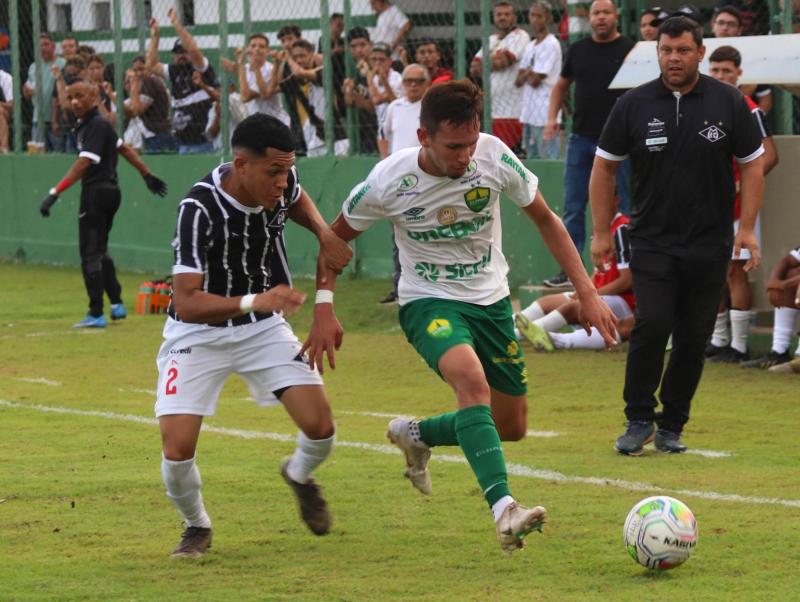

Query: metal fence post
left=455, top=0, right=466, bottom=80
left=321, top=0, right=334, bottom=156
left=113, top=0, right=125, bottom=136
left=135, top=0, right=147, bottom=54
left=31, top=0, right=44, bottom=144
left=10, top=0, right=22, bottom=152
left=219, top=0, right=230, bottom=158
left=779, top=0, right=794, bottom=134
left=480, top=0, right=492, bottom=134
left=343, top=0, right=358, bottom=155
left=242, top=0, right=252, bottom=42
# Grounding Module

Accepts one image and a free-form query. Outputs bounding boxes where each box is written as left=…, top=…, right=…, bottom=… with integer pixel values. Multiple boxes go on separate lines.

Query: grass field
left=1, top=262, right=799, bottom=601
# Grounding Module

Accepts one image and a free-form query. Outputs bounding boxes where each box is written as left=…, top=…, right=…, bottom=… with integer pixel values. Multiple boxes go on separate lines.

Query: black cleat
left=615, top=421, right=655, bottom=456
left=281, top=458, right=331, bottom=535
left=654, top=429, right=687, bottom=453
left=171, top=526, right=212, bottom=557
left=379, top=291, right=398, bottom=304
left=741, top=350, right=791, bottom=369
left=542, top=271, right=572, bottom=288
left=709, top=346, right=749, bottom=364
left=705, top=342, right=726, bottom=358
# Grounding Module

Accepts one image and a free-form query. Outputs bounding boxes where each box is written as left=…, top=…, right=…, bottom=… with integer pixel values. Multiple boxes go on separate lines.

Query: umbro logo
left=698, top=125, right=726, bottom=143
left=403, top=207, right=425, bottom=217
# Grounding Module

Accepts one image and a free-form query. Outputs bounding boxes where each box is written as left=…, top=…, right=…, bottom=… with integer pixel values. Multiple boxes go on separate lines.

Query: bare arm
left=119, top=143, right=152, bottom=177
left=288, top=190, right=354, bottom=276
left=734, top=155, right=765, bottom=271
left=63, top=156, right=93, bottom=184
left=469, top=57, right=482, bottom=79
left=146, top=18, right=166, bottom=78
left=762, top=136, right=779, bottom=176
left=544, top=76, right=570, bottom=139
left=490, top=50, right=513, bottom=71
left=169, top=8, right=206, bottom=71
left=589, top=156, right=621, bottom=270
left=238, top=59, right=257, bottom=103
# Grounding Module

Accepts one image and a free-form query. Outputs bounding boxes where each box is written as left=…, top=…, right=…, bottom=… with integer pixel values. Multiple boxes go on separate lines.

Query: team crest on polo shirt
left=698, top=124, right=726, bottom=143
left=464, top=187, right=490, bottom=212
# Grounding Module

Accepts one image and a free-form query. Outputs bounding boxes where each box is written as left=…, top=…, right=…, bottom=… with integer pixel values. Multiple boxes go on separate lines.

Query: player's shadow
left=631, top=569, right=678, bottom=581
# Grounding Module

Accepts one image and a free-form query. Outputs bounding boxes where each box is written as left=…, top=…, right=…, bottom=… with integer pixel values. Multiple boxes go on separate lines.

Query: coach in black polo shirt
left=589, top=16, right=764, bottom=455
left=39, top=78, right=167, bottom=328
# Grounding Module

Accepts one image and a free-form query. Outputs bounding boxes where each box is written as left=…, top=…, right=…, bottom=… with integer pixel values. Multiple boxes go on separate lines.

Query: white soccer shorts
left=565, top=292, right=633, bottom=319
left=154, top=316, right=323, bottom=417
left=731, top=214, right=762, bottom=261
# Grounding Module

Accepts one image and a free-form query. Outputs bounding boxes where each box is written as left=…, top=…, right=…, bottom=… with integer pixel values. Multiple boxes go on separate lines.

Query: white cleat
left=386, top=416, right=432, bottom=495
left=496, top=502, right=547, bottom=554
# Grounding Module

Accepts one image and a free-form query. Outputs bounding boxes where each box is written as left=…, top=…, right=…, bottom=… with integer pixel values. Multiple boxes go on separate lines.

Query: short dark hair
left=331, top=12, right=344, bottom=20
left=87, top=54, right=104, bottom=66
left=494, top=1, right=514, bottom=9
left=420, top=79, right=483, bottom=135
left=62, top=35, right=78, bottom=43
left=277, top=24, right=301, bottom=40
left=709, top=44, right=742, bottom=67
left=65, top=57, right=86, bottom=71
left=657, top=16, right=703, bottom=47
left=232, top=113, right=295, bottom=155
left=132, top=55, right=146, bottom=65
left=40, top=33, right=55, bottom=42
left=347, top=27, right=370, bottom=43
left=291, top=39, right=315, bottom=53
left=714, top=5, right=742, bottom=24
left=248, top=33, right=269, bottom=45
left=77, top=44, right=97, bottom=56
left=641, top=8, right=660, bottom=19
left=414, top=37, right=440, bottom=51
left=371, top=43, right=391, bottom=57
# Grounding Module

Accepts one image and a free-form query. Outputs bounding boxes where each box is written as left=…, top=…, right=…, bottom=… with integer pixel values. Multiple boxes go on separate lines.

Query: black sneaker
left=705, top=342, right=726, bottom=358
left=281, top=458, right=331, bottom=535
left=709, top=346, right=749, bottom=364
left=379, top=291, right=398, bottom=304
left=171, top=526, right=212, bottom=557
left=614, top=421, right=655, bottom=456
left=741, top=350, right=792, bottom=369
left=654, top=429, right=687, bottom=453
left=542, top=271, right=571, bottom=288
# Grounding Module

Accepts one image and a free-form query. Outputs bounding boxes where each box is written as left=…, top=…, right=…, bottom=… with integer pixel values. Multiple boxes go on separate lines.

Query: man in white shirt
left=378, top=63, right=431, bottom=304
left=236, top=33, right=290, bottom=125
left=515, top=1, right=563, bottom=159
left=0, top=68, right=12, bottom=153
left=368, top=44, right=404, bottom=132
left=370, top=0, right=413, bottom=62
left=470, top=1, right=530, bottom=151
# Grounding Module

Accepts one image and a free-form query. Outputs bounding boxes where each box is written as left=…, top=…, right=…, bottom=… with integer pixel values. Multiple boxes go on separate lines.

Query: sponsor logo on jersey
left=415, top=262, right=440, bottom=282
left=426, top=318, right=453, bottom=338
left=648, top=117, right=664, bottom=128
left=403, top=207, right=426, bottom=222
left=397, top=174, right=419, bottom=191
left=443, top=247, right=492, bottom=280
left=464, top=187, right=490, bottom=213
left=168, top=347, right=192, bottom=355
left=500, top=153, right=530, bottom=183
left=437, top=206, right=458, bottom=225
left=347, top=183, right=371, bottom=213
left=645, top=137, right=668, bottom=146
left=407, top=213, right=493, bottom=242
left=698, top=125, right=726, bottom=143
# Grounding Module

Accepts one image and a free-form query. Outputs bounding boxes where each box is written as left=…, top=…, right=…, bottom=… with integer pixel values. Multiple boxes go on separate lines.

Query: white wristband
left=315, top=289, right=334, bottom=304
left=240, top=293, right=256, bottom=314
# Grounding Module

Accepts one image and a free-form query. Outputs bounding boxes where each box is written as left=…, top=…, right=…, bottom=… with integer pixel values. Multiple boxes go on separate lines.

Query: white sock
left=161, top=456, right=211, bottom=528
left=492, top=495, right=515, bottom=523
left=286, top=430, right=335, bottom=484
left=710, top=310, right=730, bottom=347
left=534, top=310, right=568, bottom=332
left=520, top=301, right=545, bottom=322
left=549, top=328, right=619, bottom=350
left=772, top=307, right=799, bottom=354
left=729, top=309, right=752, bottom=353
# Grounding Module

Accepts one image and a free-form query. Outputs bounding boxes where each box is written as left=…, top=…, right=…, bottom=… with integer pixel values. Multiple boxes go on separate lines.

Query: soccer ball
left=623, top=496, right=698, bottom=570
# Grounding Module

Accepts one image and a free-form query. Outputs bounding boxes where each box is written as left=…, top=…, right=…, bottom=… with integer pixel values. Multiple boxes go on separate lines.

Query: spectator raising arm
left=168, top=8, right=206, bottom=71
left=146, top=18, right=166, bottom=77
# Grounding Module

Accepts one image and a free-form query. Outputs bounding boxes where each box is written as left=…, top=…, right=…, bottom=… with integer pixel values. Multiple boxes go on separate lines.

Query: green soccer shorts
left=398, top=296, right=528, bottom=396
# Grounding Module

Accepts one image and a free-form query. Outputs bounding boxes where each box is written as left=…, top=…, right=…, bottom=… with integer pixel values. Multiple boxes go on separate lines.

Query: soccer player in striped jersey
left=155, top=113, right=352, bottom=557
left=304, top=80, right=617, bottom=554
left=706, top=45, right=779, bottom=364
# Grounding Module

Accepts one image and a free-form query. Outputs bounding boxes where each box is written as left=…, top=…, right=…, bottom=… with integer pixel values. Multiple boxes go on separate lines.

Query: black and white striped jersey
left=169, top=163, right=302, bottom=327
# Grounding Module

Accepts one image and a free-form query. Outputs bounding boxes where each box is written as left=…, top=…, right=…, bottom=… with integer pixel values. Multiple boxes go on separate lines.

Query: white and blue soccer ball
left=623, top=496, right=698, bottom=570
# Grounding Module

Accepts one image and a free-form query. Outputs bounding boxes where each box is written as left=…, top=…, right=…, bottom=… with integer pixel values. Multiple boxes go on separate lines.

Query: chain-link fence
left=0, top=0, right=797, bottom=158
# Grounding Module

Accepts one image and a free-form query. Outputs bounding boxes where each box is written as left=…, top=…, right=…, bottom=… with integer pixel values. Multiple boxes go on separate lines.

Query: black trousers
left=78, top=185, right=122, bottom=316
left=623, top=248, right=728, bottom=433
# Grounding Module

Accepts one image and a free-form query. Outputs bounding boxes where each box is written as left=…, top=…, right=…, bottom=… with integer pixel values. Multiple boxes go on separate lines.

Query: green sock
left=418, top=411, right=459, bottom=447
left=455, top=405, right=511, bottom=507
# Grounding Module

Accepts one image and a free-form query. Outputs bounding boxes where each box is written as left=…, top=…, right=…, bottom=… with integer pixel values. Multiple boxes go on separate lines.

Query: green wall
left=0, top=154, right=569, bottom=288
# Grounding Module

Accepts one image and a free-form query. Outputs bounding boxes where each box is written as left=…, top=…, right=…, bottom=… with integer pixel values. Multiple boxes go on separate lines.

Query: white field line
left=12, top=377, right=62, bottom=386
left=0, top=399, right=792, bottom=508
left=0, top=330, right=105, bottom=340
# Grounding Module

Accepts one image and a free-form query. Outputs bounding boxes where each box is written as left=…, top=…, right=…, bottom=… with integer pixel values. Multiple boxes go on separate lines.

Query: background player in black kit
left=39, top=78, right=167, bottom=328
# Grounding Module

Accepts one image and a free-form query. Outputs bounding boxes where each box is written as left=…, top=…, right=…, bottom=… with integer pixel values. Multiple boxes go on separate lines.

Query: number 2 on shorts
left=165, top=367, right=178, bottom=395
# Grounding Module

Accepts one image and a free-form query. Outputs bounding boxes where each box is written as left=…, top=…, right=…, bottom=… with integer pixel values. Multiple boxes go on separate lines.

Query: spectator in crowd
left=60, top=36, right=78, bottom=61
left=710, top=6, right=773, bottom=113
left=414, top=38, right=453, bottom=84
left=368, top=43, right=403, bottom=132
left=319, top=12, right=346, bottom=56
left=279, top=39, right=348, bottom=157
left=198, top=76, right=248, bottom=152
left=542, top=0, right=634, bottom=288
left=86, top=55, right=116, bottom=125
left=740, top=247, right=800, bottom=370
left=124, top=56, right=175, bottom=153
left=51, top=57, right=84, bottom=154
left=640, top=8, right=661, bottom=40
left=233, top=34, right=290, bottom=125
left=377, top=63, right=431, bottom=304
left=0, top=68, right=12, bottom=153
left=318, top=14, right=347, bottom=133
left=470, top=1, right=531, bottom=152
left=370, top=0, right=413, bottom=62
left=715, top=0, right=770, bottom=35
left=147, top=8, right=219, bottom=154
left=277, top=24, right=304, bottom=82
left=343, top=27, right=379, bottom=154
left=24, top=33, right=66, bottom=151
left=515, top=1, right=563, bottom=159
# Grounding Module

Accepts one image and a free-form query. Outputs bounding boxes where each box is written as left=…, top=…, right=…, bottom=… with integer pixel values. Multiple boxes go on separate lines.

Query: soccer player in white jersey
left=155, top=114, right=352, bottom=557
left=304, top=80, right=617, bottom=553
